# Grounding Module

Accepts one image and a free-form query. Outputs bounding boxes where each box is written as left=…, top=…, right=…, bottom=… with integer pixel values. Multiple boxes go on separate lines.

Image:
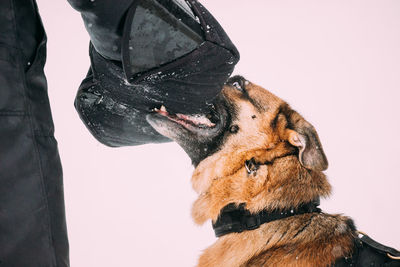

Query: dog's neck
left=196, top=212, right=355, bottom=267
left=191, top=154, right=331, bottom=225
left=191, top=155, right=356, bottom=267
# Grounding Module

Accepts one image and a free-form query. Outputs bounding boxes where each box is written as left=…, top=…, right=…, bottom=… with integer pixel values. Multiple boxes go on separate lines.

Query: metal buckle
left=243, top=215, right=261, bottom=231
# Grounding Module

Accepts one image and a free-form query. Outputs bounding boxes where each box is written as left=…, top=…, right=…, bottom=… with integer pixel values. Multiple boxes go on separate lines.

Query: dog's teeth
left=154, top=108, right=159, bottom=112
left=160, top=105, right=167, bottom=112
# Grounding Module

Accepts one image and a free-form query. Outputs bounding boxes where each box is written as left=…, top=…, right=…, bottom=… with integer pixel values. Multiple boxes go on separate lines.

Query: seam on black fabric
left=207, top=40, right=238, bottom=60
left=124, top=42, right=203, bottom=84
left=164, top=56, right=234, bottom=78
left=189, top=0, right=220, bottom=44
left=0, top=42, right=19, bottom=51
left=33, top=133, right=56, bottom=138
left=191, top=0, right=238, bottom=57
left=0, top=111, right=27, bottom=116
left=125, top=42, right=234, bottom=85
left=10, top=0, right=58, bottom=265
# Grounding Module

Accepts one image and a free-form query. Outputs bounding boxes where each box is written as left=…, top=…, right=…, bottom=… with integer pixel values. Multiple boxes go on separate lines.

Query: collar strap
left=212, top=199, right=321, bottom=238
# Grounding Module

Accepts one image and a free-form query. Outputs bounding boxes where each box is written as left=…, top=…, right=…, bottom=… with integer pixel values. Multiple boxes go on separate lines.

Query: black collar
left=212, top=199, right=321, bottom=237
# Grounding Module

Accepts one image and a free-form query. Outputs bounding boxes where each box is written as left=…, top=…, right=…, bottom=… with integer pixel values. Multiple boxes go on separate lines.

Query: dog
left=146, top=76, right=400, bottom=266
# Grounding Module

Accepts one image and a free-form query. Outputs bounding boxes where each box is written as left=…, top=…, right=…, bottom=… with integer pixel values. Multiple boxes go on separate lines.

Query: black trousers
left=0, top=0, right=69, bottom=266
left=0, top=0, right=237, bottom=265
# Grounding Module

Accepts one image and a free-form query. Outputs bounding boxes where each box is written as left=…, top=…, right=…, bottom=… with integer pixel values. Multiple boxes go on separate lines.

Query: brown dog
left=146, top=76, right=400, bottom=266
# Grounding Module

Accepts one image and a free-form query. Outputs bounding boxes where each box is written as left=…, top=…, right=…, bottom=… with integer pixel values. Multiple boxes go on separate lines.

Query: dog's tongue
left=176, top=114, right=215, bottom=127
left=154, top=105, right=215, bottom=127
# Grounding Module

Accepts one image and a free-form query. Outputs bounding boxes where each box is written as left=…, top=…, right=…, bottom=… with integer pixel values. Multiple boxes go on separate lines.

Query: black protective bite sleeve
left=70, top=0, right=240, bottom=147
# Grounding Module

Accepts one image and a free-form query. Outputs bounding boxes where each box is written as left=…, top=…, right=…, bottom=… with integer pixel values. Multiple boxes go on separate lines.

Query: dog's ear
left=282, top=109, right=328, bottom=171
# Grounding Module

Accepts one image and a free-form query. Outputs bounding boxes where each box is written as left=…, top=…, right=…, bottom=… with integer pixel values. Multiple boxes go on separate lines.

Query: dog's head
left=146, top=75, right=328, bottom=172
left=147, top=76, right=330, bottom=223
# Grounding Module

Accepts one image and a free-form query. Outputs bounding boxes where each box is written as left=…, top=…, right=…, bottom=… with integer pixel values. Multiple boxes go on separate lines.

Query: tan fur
left=192, top=81, right=356, bottom=267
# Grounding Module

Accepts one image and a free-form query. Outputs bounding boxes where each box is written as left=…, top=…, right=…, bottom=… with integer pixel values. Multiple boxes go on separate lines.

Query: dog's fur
left=147, top=76, right=360, bottom=266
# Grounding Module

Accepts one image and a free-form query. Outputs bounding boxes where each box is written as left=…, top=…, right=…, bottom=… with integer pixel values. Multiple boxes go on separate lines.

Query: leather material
left=71, top=0, right=240, bottom=147
left=333, top=234, right=400, bottom=266
left=212, top=200, right=321, bottom=238
left=0, top=0, right=69, bottom=266
left=74, top=45, right=171, bottom=147
left=121, top=0, right=204, bottom=78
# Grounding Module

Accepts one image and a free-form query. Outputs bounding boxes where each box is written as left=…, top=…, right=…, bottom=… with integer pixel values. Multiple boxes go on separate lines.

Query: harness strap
left=334, top=232, right=400, bottom=266
left=212, top=199, right=321, bottom=238
left=359, top=232, right=400, bottom=260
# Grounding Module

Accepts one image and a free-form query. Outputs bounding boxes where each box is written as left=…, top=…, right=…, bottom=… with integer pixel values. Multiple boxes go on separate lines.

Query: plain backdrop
left=36, top=0, right=399, bottom=266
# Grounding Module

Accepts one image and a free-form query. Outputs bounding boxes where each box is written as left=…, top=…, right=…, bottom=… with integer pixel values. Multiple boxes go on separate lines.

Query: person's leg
left=0, top=0, right=69, bottom=266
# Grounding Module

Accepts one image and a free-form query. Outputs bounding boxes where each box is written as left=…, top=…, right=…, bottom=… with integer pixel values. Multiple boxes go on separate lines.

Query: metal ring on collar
left=387, top=253, right=400, bottom=260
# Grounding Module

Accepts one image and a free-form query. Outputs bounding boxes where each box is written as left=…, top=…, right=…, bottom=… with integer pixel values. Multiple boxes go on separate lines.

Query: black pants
left=0, top=0, right=69, bottom=266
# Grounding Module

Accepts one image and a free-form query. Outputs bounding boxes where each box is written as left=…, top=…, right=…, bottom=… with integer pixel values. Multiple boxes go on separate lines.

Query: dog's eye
left=229, top=125, right=239, bottom=133
left=232, top=81, right=247, bottom=93
left=227, top=76, right=248, bottom=93
left=232, top=82, right=242, bottom=90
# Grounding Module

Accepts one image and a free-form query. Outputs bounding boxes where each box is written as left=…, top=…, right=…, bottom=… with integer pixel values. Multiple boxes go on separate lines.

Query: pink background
left=37, top=0, right=399, bottom=266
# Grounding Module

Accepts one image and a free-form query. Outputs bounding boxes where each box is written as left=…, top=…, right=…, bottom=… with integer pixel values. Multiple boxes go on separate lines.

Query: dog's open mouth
left=146, top=97, right=228, bottom=147
left=146, top=96, right=228, bottom=164
left=151, top=104, right=220, bottom=131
